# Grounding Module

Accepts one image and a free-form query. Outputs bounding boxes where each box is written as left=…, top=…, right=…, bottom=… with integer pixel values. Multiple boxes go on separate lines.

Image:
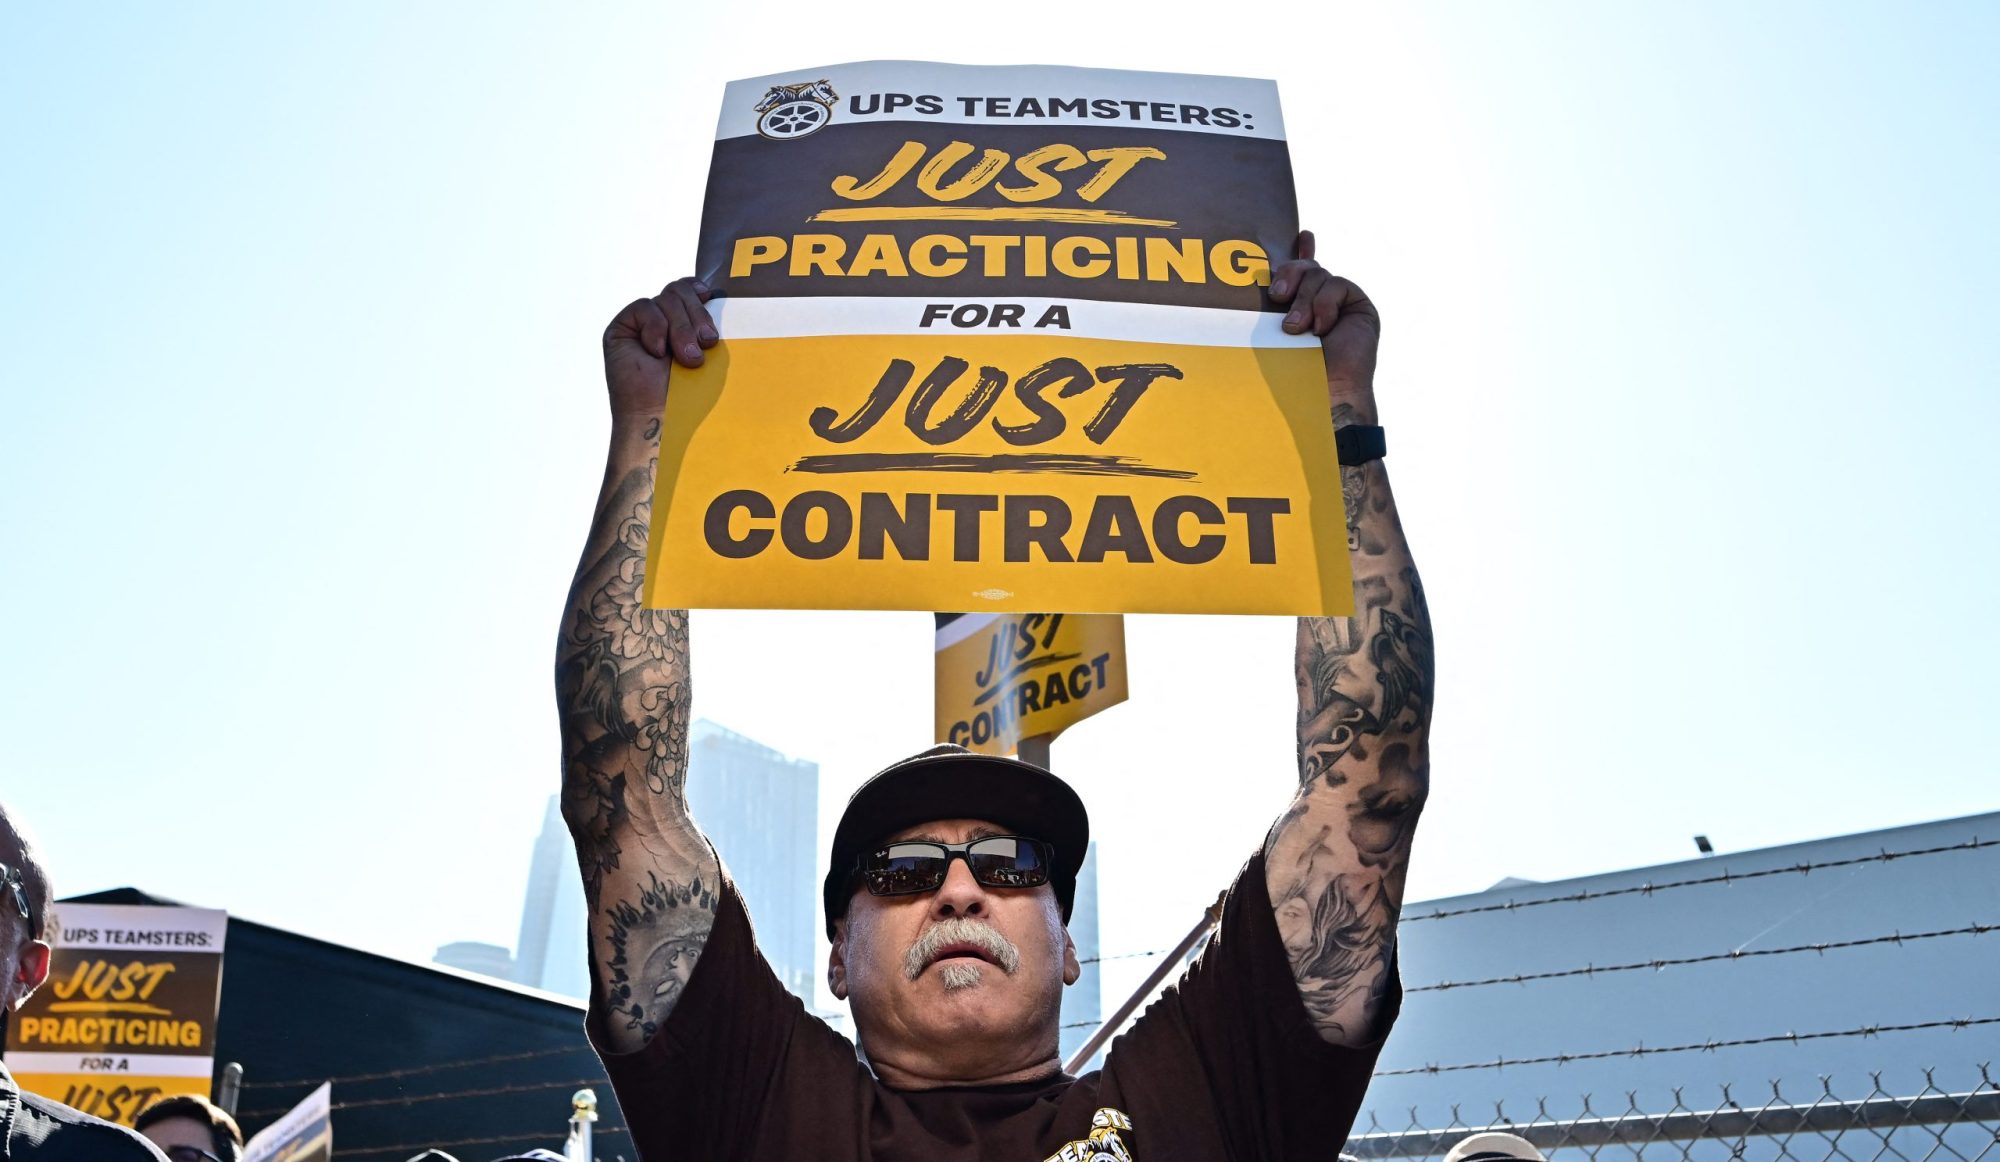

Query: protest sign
left=935, top=612, right=1128, bottom=754
left=243, top=1081, right=332, bottom=1162
left=645, top=61, right=1352, bottom=616
left=3, top=904, right=226, bottom=1126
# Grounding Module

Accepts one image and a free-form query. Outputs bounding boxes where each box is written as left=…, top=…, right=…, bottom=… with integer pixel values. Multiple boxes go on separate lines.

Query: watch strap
left=1335, top=424, right=1387, bottom=466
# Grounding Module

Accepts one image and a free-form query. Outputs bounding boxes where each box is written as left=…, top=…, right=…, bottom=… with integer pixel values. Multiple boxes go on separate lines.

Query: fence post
left=214, top=1062, right=243, bottom=1117
left=566, top=1087, right=599, bottom=1162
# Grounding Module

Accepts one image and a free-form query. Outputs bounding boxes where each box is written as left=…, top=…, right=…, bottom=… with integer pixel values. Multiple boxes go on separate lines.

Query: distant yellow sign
left=935, top=612, right=1129, bottom=754
left=4, top=904, right=227, bottom=1126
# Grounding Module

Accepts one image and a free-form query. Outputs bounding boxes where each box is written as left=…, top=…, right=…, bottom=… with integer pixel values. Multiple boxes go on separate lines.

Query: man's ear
left=1062, top=926, right=1080, bottom=987
left=827, top=920, right=849, bottom=1000
left=7, top=940, right=51, bottom=1011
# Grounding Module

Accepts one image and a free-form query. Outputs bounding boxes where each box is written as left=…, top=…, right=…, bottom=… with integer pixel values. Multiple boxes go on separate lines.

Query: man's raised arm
left=557, top=279, right=720, bottom=1053
left=1263, top=235, right=1434, bottom=1048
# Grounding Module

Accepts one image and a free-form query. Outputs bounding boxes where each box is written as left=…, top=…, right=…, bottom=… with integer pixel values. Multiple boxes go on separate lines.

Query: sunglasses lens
left=863, top=843, right=949, bottom=895
left=966, top=837, right=1049, bottom=888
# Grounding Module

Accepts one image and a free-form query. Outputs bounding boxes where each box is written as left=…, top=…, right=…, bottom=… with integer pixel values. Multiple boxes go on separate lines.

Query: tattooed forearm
left=1268, top=817, right=1393, bottom=1030
left=603, top=870, right=717, bottom=1042
left=1268, top=401, right=1433, bottom=1046
left=557, top=417, right=719, bottom=1051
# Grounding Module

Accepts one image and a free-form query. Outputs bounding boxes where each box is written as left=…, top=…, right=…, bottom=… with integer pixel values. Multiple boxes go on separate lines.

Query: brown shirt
left=590, top=851, right=1394, bottom=1162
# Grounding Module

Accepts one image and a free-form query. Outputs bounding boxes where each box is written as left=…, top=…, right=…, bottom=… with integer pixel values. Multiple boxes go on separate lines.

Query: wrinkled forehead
left=882, top=817, right=1010, bottom=846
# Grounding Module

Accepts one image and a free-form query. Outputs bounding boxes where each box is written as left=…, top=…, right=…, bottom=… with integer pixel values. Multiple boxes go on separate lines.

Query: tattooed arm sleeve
left=1265, top=397, right=1433, bottom=1048
left=556, top=416, right=721, bottom=1054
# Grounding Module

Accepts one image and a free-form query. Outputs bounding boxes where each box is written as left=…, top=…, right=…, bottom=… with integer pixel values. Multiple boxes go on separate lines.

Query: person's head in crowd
left=135, top=1094, right=244, bottom=1162
left=1444, top=1131, right=1548, bottom=1162
left=0, top=800, right=54, bottom=1017
left=822, top=747, right=1087, bottom=1080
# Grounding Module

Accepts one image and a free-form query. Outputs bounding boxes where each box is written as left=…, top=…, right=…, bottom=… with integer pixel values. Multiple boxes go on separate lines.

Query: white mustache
left=903, top=916, right=1022, bottom=980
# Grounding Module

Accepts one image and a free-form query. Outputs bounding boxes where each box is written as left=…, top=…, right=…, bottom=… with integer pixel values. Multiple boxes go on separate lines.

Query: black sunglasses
left=857, top=835, right=1053, bottom=897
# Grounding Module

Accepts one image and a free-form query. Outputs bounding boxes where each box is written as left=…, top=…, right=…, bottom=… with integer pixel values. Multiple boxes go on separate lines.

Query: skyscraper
left=683, top=719, right=820, bottom=1001
left=513, top=796, right=591, bottom=998
left=512, top=720, right=820, bottom=1006
left=433, top=940, right=515, bottom=981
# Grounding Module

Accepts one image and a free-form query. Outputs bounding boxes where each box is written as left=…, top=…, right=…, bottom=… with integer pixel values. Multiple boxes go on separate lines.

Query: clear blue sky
left=3, top=2, right=1995, bottom=1021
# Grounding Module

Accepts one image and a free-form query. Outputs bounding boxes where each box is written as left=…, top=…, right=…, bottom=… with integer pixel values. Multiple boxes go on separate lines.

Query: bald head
left=0, top=800, right=52, bottom=942
left=0, top=800, right=55, bottom=1014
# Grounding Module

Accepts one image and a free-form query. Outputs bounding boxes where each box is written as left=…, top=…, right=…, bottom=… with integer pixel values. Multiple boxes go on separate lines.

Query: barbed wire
left=239, top=1077, right=608, bottom=1120
left=1408, top=921, right=1996, bottom=993
left=1376, top=1015, right=2000, bottom=1077
left=1402, top=837, right=1996, bottom=923
left=331, top=1123, right=628, bottom=1158
left=240, top=1044, right=595, bottom=1090
left=1078, top=948, right=1171, bottom=966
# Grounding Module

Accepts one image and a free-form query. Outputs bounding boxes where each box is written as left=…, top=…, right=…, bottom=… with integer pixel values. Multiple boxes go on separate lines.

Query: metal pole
left=566, top=1087, right=598, bottom=1162
left=1017, top=733, right=1052, bottom=769
left=214, top=1062, right=243, bottom=1117
left=1063, top=891, right=1226, bottom=1074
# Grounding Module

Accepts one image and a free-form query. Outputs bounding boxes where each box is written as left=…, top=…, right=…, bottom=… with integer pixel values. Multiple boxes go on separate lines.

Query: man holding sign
left=559, top=62, right=1429, bottom=1161
left=559, top=238, right=1426, bottom=1160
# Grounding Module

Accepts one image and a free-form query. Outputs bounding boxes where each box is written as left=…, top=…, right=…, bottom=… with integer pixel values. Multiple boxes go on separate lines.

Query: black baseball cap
left=822, top=744, right=1090, bottom=938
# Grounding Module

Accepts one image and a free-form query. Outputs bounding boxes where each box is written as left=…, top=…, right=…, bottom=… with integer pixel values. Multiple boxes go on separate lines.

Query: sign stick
left=1063, top=891, right=1225, bottom=1074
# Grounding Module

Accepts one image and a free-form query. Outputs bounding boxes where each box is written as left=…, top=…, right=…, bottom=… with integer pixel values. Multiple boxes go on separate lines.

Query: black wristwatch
left=1335, top=424, right=1386, bottom=466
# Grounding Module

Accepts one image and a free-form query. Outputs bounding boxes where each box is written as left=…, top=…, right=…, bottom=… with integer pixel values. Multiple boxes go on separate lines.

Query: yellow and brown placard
left=644, top=62, right=1351, bottom=616
left=935, top=612, right=1129, bottom=754
left=3, top=903, right=226, bottom=1126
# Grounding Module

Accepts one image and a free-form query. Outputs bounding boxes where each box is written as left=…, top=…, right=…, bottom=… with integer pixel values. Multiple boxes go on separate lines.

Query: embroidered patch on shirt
left=1043, top=1106, right=1135, bottom=1162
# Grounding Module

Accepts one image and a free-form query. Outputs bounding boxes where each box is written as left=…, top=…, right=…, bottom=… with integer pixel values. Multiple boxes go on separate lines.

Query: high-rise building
left=513, top=796, right=590, bottom=998
left=433, top=940, right=515, bottom=981
left=511, top=720, right=820, bottom=1006
left=1058, top=841, right=1102, bottom=1069
left=683, top=719, right=820, bottom=1002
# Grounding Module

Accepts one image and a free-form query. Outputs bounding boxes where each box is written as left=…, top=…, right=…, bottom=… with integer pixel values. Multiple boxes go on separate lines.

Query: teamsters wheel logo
left=755, top=79, right=838, bottom=140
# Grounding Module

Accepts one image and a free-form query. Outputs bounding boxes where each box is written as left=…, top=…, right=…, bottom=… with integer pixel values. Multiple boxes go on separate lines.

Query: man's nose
left=929, top=854, right=990, bottom=918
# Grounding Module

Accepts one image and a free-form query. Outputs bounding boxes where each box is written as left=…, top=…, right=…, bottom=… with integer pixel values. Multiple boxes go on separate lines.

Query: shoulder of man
left=6, top=1084, right=170, bottom=1160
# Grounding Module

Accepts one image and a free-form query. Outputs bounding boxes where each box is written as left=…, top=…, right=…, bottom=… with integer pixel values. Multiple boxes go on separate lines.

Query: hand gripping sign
left=645, top=61, right=1352, bottom=616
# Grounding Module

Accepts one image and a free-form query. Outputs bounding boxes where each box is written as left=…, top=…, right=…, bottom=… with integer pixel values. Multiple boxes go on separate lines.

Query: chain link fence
left=1345, top=1067, right=2000, bottom=1162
